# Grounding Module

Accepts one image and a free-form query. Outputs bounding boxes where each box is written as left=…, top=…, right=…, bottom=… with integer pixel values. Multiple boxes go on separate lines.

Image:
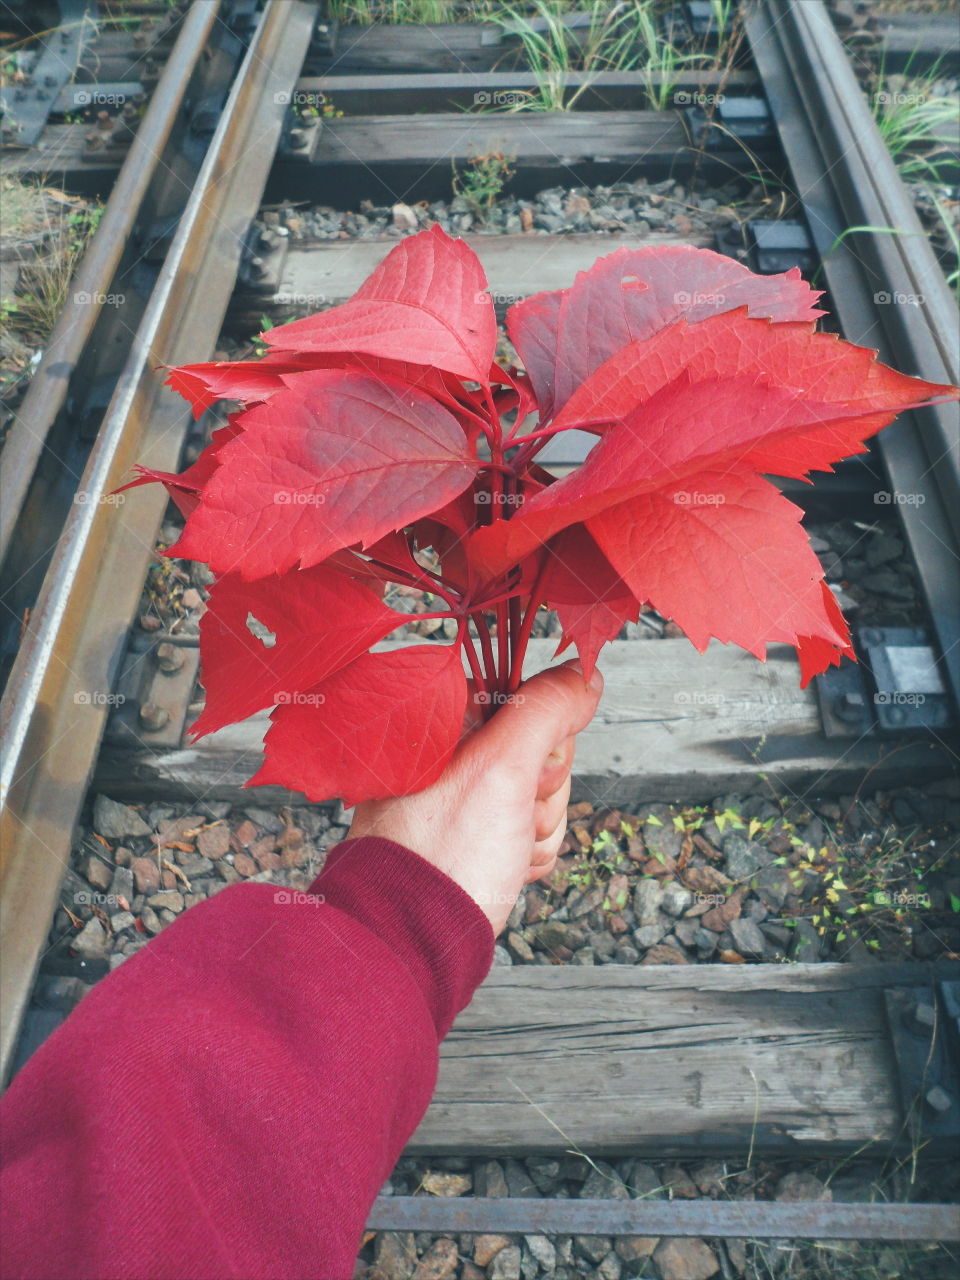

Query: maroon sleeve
left=0, top=837, right=494, bottom=1280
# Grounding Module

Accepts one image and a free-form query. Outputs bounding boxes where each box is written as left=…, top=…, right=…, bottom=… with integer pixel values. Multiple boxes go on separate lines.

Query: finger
left=537, top=734, right=575, bottom=802
left=533, top=772, right=571, bottom=843
left=467, top=659, right=603, bottom=790
left=526, top=809, right=568, bottom=880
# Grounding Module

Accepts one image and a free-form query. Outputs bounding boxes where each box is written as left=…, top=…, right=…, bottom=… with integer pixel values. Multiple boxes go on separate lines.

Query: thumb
left=471, top=659, right=603, bottom=787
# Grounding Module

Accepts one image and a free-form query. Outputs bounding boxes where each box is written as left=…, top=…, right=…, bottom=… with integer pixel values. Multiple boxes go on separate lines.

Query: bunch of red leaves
left=124, top=226, right=956, bottom=805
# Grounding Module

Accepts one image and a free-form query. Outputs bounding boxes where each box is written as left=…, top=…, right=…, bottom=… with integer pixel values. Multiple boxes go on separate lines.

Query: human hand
left=347, top=660, right=603, bottom=934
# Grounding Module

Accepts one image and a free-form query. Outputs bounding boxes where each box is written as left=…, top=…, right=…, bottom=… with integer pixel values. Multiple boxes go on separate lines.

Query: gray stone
left=492, top=945, right=513, bottom=967
left=489, top=1245, right=522, bottom=1280
left=174, top=851, right=215, bottom=879
left=596, top=1252, right=622, bottom=1280
left=581, top=1161, right=629, bottom=1200
left=633, top=879, right=664, bottom=924
left=477, top=1160, right=509, bottom=1198
left=612, top=942, right=640, bottom=964
left=109, top=910, right=136, bottom=934
left=505, top=1159, right=538, bottom=1197
left=215, top=862, right=242, bottom=885
left=866, top=532, right=903, bottom=567
left=140, top=905, right=163, bottom=935
left=93, top=795, right=151, bottom=839
left=72, top=917, right=108, bottom=956
left=790, top=918, right=823, bottom=962
left=523, top=1236, right=556, bottom=1272
left=775, top=1171, right=831, bottom=1202
left=147, top=890, right=184, bottom=914
left=754, top=866, right=793, bottom=909
left=109, top=865, right=135, bottom=904
left=661, top=883, right=693, bottom=917
left=81, top=854, right=113, bottom=893
left=526, top=1158, right=562, bottom=1194
left=633, top=922, right=668, bottom=948
left=575, top=1235, right=613, bottom=1264
left=695, top=927, right=719, bottom=958
left=505, top=931, right=534, bottom=963
left=529, top=921, right=584, bottom=953
left=673, top=916, right=700, bottom=947
left=729, top=918, right=767, bottom=958
left=572, top=947, right=596, bottom=965
left=722, top=834, right=773, bottom=880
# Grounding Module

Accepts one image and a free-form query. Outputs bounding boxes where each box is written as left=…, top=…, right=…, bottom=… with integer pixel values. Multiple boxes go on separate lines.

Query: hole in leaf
left=246, top=611, right=276, bottom=648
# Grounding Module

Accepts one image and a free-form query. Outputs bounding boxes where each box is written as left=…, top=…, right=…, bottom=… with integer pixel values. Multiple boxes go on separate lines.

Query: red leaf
left=164, top=360, right=314, bottom=419
left=795, top=583, right=856, bottom=687
left=170, top=369, right=479, bottom=578
left=189, top=566, right=402, bottom=738
left=586, top=471, right=848, bottom=663
left=114, top=416, right=244, bottom=518
left=549, top=309, right=954, bottom=457
left=507, top=245, right=824, bottom=419
left=247, top=644, right=468, bottom=805
left=472, top=349, right=949, bottom=580
left=542, top=528, right=640, bottom=679
left=263, top=225, right=497, bottom=386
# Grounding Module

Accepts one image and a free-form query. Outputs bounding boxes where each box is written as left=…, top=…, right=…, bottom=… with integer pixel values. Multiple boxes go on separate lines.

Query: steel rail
left=0, top=0, right=320, bottom=1085
left=744, top=0, right=960, bottom=715
left=368, top=1195, right=960, bottom=1242
left=0, top=0, right=220, bottom=563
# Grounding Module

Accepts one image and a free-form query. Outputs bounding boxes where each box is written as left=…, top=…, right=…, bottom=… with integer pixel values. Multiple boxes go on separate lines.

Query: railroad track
left=1, top=0, right=959, bottom=1254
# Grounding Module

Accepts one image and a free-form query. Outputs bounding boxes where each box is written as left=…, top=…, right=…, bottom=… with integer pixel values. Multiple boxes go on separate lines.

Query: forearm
left=0, top=837, right=493, bottom=1280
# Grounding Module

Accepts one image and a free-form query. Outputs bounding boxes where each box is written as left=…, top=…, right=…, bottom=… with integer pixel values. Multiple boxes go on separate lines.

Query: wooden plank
left=408, top=962, right=960, bottom=1157
left=269, top=109, right=696, bottom=202
left=231, top=232, right=714, bottom=324
left=297, top=69, right=759, bottom=115
left=305, top=21, right=530, bottom=74
left=92, top=638, right=956, bottom=802
left=309, top=110, right=689, bottom=166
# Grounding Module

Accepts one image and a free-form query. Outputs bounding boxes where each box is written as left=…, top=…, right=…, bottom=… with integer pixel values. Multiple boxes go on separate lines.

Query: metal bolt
left=835, top=690, right=865, bottom=722
left=14, top=88, right=26, bottom=101
left=155, top=643, right=185, bottom=674
left=903, top=1001, right=936, bottom=1036
left=44, top=74, right=56, bottom=87
left=139, top=702, right=170, bottom=731
left=287, top=129, right=307, bottom=149
left=925, top=1086, right=953, bottom=1114
left=36, top=89, right=48, bottom=101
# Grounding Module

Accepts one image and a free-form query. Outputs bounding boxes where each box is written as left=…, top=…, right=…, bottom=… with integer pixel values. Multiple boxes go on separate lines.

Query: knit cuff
left=310, top=837, right=495, bottom=1038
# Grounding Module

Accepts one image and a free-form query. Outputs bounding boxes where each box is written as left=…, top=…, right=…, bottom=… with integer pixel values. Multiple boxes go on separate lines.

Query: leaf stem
left=507, top=553, right=550, bottom=696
